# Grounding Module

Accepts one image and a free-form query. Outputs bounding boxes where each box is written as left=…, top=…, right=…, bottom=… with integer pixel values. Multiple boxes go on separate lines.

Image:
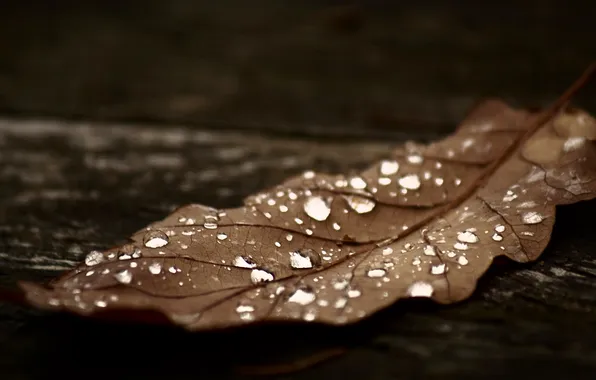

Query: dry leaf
left=18, top=67, right=596, bottom=331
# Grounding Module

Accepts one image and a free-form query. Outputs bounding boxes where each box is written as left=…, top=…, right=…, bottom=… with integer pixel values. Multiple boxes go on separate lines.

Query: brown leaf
left=18, top=66, right=596, bottom=331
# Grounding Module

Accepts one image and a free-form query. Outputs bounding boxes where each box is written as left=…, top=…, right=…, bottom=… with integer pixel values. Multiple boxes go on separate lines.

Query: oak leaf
left=18, top=67, right=596, bottom=331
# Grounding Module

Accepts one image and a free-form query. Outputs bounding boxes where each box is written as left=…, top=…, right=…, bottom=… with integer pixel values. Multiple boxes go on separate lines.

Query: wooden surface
left=1, top=1, right=596, bottom=379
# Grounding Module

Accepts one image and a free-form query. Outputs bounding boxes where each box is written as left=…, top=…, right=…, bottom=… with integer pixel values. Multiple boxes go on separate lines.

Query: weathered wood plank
left=0, top=1, right=594, bottom=136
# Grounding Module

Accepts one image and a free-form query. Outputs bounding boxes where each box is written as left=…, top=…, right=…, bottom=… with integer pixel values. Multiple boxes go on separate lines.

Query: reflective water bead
left=289, top=249, right=321, bottom=269
left=398, top=174, right=421, bottom=190
left=380, top=160, right=399, bottom=175
left=343, top=195, right=376, bottom=214
left=522, top=211, right=543, bottom=224
left=407, top=281, right=434, bottom=297
left=250, top=268, right=274, bottom=284
left=114, top=269, right=132, bottom=284
left=457, top=231, right=479, bottom=243
left=85, top=250, right=104, bottom=266
left=143, top=230, right=169, bottom=248
left=303, top=196, right=332, bottom=221
left=232, top=255, right=257, bottom=269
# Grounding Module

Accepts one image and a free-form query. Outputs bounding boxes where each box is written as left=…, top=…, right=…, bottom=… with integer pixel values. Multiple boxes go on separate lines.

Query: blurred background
left=1, top=0, right=594, bottom=137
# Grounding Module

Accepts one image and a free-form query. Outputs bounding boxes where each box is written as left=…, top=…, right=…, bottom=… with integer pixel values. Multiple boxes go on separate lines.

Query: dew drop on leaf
left=522, top=211, right=544, bottom=224
left=398, top=174, right=421, bottom=190
left=379, top=160, right=399, bottom=175
left=366, top=268, right=386, bottom=278
left=407, top=281, right=434, bottom=297
left=250, top=268, right=274, bottom=284
left=303, top=196, right=332, bottom=221
left=114, top=269, right=133, bottom=284
left=458, top=256, right=469, bottom=265
left=406, top=154, right=423, bottom=164
left=287, top=286, right=316, bottom=305
left=235, top=303, right=255, bottom=314
left=289, top=249, right=322, bottom=269
left=457, top=230, right=479, bottom=244
left=347, top=289, right=361, bottom=298
left=495, top=224, right=506, bottom=233
left=143, top=230, right=169, bottom=248
left=453, top=242, right=469, bottom=250
left=148, top=262, right=162, bottom=275
left=85, top=250, right=104, bottom=266
left=349, top=176, right=367, bottom=189
left=343, top=195, right=376, bottom=214
left=492, top=233, right=503, bottom=242
left=431, top=263, right=447, bottom=275
left=216, top=232, right=228, bottom=241
left=231, top=255, right=256, bottom=269
left=423, top=245, right=437, bottom=256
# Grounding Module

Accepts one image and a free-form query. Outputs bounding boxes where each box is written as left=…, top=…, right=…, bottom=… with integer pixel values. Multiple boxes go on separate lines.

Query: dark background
left=0, top=1, right=595, bottom=379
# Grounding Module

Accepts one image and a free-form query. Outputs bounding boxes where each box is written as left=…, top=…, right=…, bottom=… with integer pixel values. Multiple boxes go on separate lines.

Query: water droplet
left=347, top=289, right=361, bottom=298
left=492, top=233, right=503, bottom=242
left=286, top=234, right=294, bottom=242
left=380, top=160, right=399, bottom=175
left=343, top=195, right=376, bottom=214
left=279, top=205, right=288, bottom=212
left=382, top=247, right=393, bottom=255
left=457, top=231, right=479, bottom=243
left=349, top=176, right=367, bottom=189
left=406, top=154, right=423, bottom=164
left=303, top=196, right=331, bottom=221
left=287, top=286, right=316, bottom=305
left=303, top=310, right=317, bottom=321
left=333, top=222, right=341, bottom=231
left=378, top=177, right=391, bottom=186
left=398, top=174, right=421, bottom=190
left=85, top=250, right=104, bottom=266
left=503, top=190, right=518, bottom=202
left=519, top=201, right=537, bottom=209
left=114, top=269, right=132, bottom=284
left=367, top=268, right=386, bottom=278
left=94, top=300, right=107, bottom=308
left=434, top=177, right=444, bottom=186
left=334, top=297, right=348, bottom=309
left=303, top=170, right=315, bottom=179
left=216, top=232, right=228, bottom=241
left=458, top=256, right=469, bottom=265
left=267, top=198, right=276, bottom=206
left=203, top=221, right=218, bottom=229
left=412, top=257, right=421, bottom=265
left=423, top=245, right=436, bottom=256
left=495, top=224, right=506, bottom=233
left=333, top=278, right=349, bottom=290
left=407, top=281, right=434, bottom=297
left=522, top=211, right=543, bottom=224
left=289, top=249, right=321, bottom=269
left=168, top=266, right=177, bottom=273
left=431, top=263, right=446, bottom=275
left=454, top=178, right=462, bottom=186
left=453, top=242, right=468, bottom=250
left=294, top=217, right=304, bottom=225
left=563, top=136, right=586, bottom=152
left=143, top=230, right=169, bottom=248
left=48, top=298, right=60, bottom=306
left=250, top=268, right=274, bottom=284
left=233, top=255, right=257, bottom=269
left=148, top=262, right=162, bottom=274
left=235, top=304, right=255, bottom=313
